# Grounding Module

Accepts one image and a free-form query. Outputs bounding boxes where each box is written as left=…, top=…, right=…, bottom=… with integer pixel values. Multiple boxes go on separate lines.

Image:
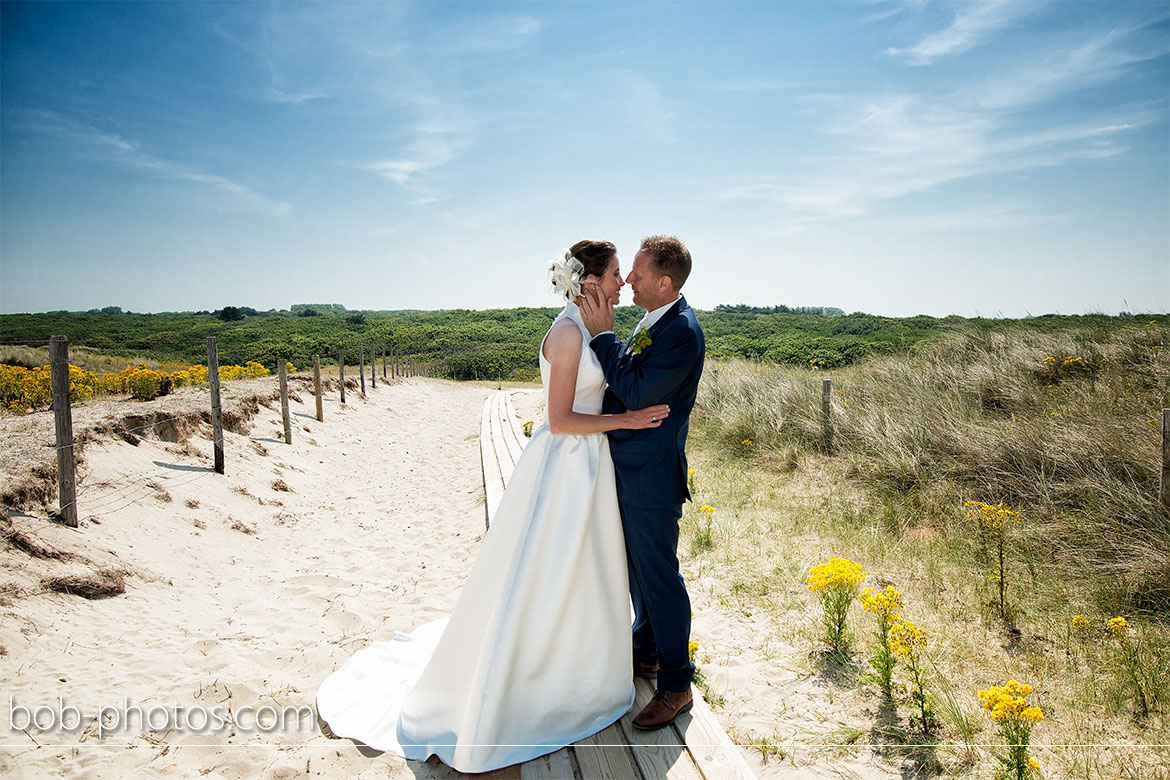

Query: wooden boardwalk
left=480, top=391, right=757, bottom=780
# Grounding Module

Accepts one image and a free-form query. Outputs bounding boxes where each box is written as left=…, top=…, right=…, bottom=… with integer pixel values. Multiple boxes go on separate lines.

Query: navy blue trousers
left=620, top=503, right=694, bottom=693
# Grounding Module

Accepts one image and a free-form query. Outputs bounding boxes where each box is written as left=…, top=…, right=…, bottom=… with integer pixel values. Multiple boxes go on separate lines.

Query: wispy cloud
left=888, top=0, right=1038, bottom=64
left=714, top=22, right=1164, bottom=232
left=367, top=225, right=402, bottom=238
left=23, top=110, right=292, bottom=215
left=436, top=14, right=541, bottom=56
left=363, top=138, right=456, bottom=186
left=964, top=26, right=1162, bottom=110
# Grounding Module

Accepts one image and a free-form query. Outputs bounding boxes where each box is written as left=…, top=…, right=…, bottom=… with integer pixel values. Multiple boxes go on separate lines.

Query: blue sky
left=2, top=0, right=1167, bottom=317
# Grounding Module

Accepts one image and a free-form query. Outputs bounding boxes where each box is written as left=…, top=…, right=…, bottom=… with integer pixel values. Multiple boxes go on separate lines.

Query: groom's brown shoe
left=632, top=688, right=693, bottom=730
left=633, top=658, right=659, bottom=679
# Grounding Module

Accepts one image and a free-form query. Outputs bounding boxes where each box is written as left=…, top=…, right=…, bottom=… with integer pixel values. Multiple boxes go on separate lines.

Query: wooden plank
left=497, top=392, right=525, bottom=465
left=573, top=723, right=639, bottom=779
left=503, top=392, right=529, bottom=447
left=617, top=678, right=704, bottom=780
left=480, top=397, right=505, bottom=529
left=672, top=690, right=757, bottom=780
left=490, top=393, right=517, bottom=483
left=520, top=747, right=576, bottom=779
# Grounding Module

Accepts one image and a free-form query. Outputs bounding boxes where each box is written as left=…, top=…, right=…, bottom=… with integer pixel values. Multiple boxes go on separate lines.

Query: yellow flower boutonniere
left=631, top=330, right=653, bottom=355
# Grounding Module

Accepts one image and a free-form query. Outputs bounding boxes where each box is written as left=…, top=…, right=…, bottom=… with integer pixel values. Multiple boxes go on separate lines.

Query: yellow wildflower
left=1107, top=616, right=1129, bottom=636
left=806, top=557, right=866, bottom=592
left=861, top=586, right=902, bottom=619
left=965, top=500, right=1019, bottom=531
left=889, top=619, right=926, bottom=659
left=1071, top=614, right=1089, bottom=631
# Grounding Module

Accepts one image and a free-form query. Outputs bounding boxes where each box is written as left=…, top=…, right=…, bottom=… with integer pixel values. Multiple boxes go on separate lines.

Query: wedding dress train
left=316, top=303, right=633, bottom=772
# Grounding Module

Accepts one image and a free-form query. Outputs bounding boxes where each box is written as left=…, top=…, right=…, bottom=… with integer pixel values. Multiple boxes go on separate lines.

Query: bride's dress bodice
left=539, top=302, right=605, bottom=416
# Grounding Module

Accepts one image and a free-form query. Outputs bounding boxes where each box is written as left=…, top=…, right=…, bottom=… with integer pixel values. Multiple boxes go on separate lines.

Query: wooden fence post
left=370, top=345, right=376, bottom=389
left=360, top=346, right=366, bottom=394
left=278, top=359, right=292, bottom=445
left=207, top=337, right=225, bottom=474
left=382, top=346, right=387, bottom=379
left=1161, top=408, right=1169, bottom=513
left=821, top=378, right=834, bottom=454
left=338, top=349, right=346, bottom=404
left=49, top=336, right=78, bottom=527
left=313, top=355, right=324, bottom=422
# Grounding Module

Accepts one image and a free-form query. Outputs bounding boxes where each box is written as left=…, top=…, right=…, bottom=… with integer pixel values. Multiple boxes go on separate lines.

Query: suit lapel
left=646, top=297, right=685, bottom=339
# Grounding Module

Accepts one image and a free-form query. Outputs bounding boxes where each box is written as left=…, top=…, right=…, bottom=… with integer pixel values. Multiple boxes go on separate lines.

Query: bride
left=315, top=239, right=670, bottom=773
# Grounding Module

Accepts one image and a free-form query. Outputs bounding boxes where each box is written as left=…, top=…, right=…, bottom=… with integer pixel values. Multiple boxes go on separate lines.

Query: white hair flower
left=548, top=250, right=584, bottom=302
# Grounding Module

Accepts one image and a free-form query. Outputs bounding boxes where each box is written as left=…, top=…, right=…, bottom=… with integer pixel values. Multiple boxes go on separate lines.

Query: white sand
left=1, top=376, right=898, bottom=779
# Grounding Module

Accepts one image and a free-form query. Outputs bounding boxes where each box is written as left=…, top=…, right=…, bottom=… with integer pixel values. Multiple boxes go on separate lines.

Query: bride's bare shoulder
left=541, top=318, right=583, bottom=362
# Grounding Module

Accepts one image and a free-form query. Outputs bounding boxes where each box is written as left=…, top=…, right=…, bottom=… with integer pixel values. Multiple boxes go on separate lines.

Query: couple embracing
left=316, top=236, right=706, bottom=773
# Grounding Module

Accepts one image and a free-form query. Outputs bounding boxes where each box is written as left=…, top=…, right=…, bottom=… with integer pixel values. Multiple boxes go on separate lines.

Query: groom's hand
left=579, top=285, right=615, bottom=338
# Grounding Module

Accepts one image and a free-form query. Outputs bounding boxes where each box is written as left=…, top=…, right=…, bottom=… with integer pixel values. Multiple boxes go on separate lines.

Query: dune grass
left=682, top=323, right=1169, bottom=778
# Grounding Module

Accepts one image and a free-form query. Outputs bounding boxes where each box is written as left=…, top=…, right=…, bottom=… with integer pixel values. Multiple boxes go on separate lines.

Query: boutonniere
left=631, top=330, right=653, bottom=355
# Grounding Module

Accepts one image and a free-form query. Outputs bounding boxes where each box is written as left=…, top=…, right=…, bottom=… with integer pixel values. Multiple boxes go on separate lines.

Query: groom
left=580, top=235, right=706, bottom=730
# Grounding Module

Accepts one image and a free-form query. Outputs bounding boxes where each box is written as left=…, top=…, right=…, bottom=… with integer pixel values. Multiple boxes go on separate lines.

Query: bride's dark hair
left=569, top=240, right=617, bottom=279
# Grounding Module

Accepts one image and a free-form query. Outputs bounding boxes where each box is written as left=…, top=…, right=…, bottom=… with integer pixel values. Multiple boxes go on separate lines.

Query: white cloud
left=712, top=21, right=1164, bottom=233
left=888, top=0, right=1038, bottom=64
left=24, top=110, right=292, bottom=216
left=964, top=27, right=1161, bottom=110
left=364, top=139, right=455, bottom=186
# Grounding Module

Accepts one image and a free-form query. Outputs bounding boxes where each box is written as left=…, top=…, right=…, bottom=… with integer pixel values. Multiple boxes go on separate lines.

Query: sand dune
left=2, top=376, right=897, bottom=779
left=1, top=377, right=523, bottom=778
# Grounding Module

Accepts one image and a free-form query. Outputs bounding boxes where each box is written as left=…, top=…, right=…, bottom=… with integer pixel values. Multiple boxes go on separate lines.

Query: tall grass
left=693, top=323, right=1170, bottom=616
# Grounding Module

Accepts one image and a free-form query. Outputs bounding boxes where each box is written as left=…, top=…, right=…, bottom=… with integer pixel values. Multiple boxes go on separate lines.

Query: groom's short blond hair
left=640, top=236, right=691, bottom=290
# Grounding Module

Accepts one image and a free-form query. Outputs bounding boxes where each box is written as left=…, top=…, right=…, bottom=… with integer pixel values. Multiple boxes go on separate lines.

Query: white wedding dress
left=316, top=303, right=634, bottom=773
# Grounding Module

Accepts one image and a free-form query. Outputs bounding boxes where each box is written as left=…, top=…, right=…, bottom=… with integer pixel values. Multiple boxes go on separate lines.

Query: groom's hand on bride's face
left=579, top=285, right=615, bottom=338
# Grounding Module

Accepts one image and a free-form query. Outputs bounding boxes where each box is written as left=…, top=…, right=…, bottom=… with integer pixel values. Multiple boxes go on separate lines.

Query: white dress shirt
left=592, top=295, right=683, bottom=347
left=631, top=295, right=682, bottom=338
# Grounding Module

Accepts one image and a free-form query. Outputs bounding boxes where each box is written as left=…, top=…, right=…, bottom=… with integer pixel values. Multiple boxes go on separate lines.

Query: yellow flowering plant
left=861, top=586, right=902, bottom=700
left=890, top=618, right=936, bottom=734
left=1105, top=616, right=1161, bottom=718
left=1, top=357, right=281, bottom=413
left=693, top=504, right=716, bottom=551
left=687, top=468, right=697, bottom=496
left=964, top=500, right=1020, bottom=622
left=977, top=679, right=1043, bottom=780
left=806, top=557, right=866, bottom=654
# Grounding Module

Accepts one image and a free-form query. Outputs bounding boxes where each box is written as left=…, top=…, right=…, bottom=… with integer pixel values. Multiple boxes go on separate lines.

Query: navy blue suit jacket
left=590, top=296, right=705, bottom=509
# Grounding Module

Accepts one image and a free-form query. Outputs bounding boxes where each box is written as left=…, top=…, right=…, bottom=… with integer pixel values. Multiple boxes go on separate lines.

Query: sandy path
left=1, top=378, right=512, bottom=779
left=3, top=374, right=895, bottom=780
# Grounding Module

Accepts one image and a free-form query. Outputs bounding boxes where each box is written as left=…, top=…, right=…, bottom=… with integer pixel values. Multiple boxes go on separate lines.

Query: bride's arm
left=543, top=321, right=669, bottom=435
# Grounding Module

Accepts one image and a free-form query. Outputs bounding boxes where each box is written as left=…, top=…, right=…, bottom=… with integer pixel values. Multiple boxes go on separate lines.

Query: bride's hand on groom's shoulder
left=578, top=285, right=614, bottom=338
left=623, top=404, right=670, bottom=430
